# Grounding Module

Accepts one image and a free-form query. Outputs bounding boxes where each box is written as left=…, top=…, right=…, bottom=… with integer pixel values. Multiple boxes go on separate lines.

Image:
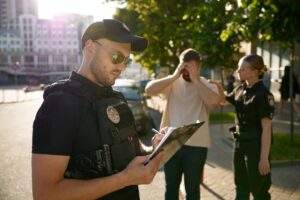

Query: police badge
left=106, top=106, right=120, bottom=124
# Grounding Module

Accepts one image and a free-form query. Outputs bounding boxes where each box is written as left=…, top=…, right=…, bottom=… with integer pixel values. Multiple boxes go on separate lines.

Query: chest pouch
left=94, top=96, right=140, bottom=174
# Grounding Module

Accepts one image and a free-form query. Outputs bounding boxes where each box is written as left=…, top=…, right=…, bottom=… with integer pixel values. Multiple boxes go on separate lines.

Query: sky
left=38, top=0, right=121, bottom=20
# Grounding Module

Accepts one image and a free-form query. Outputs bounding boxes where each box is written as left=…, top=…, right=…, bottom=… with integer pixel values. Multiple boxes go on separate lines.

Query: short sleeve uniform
left=226, top=81, right=274, bottom=140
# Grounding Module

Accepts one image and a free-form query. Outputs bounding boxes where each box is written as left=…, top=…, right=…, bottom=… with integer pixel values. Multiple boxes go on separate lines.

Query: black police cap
left=81, top=19, right=148, bottom=52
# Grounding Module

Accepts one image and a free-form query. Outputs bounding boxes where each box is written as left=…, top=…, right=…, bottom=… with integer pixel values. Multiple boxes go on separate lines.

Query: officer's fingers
left=147, top=152, right=163, bottom=173
left=141, top=153, right=163, bottom=184
left=259, top=164, right=269, bottom=175
left=158, top=127, right=168, bottom=135
left=151, top=133, right=164, bottom=147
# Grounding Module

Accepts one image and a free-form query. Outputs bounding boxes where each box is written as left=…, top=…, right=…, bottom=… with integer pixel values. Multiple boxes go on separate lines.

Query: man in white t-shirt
left=145, top=48, right=222, bottom=200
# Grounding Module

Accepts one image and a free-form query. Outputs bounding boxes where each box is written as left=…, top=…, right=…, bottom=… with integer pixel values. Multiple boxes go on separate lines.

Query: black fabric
left=226, top=81, right=275, bottom=140
left=279, top=74, right=300, bottom=100
left=32, top=71, right=140, bottom=199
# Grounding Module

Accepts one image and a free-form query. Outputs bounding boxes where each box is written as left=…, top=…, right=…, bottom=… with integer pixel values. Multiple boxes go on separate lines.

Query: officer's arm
left=208, top=79, right=229, bottom=105
left=32, top=153, right=162, bottom=200
left=259, top=117, right=272, bottom=175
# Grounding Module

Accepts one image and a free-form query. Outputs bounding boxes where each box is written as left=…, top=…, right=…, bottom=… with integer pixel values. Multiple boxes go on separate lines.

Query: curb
left=271, top=159, right=300, bottom=167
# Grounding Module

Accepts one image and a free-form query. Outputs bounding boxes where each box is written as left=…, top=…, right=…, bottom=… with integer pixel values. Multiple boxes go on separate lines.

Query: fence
left=0, top=87, right=43, bottom=104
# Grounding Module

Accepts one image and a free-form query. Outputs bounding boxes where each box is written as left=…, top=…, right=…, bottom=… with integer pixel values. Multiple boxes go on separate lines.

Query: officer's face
left=236, top=61, right=258, bottom=82
left=89, top=39, right=131, bottom=87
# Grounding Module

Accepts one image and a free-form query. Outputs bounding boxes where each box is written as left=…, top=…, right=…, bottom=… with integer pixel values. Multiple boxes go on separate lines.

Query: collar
left=245, top=81, right=263, bottom=92
left=69, top=71, right=113, bottom=98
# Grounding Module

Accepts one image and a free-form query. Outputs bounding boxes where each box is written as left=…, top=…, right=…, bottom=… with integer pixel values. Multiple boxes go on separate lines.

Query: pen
left=151, top=128, right=160, bottom=134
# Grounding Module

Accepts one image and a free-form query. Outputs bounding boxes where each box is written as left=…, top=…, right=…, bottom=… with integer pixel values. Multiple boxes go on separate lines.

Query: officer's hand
left=209, top=80, right=227, bottom=104
left=151, top=127, right=167, bottom=149
left=259, top=158, right=270, bottom=175
left=121, top=153, right=163, bottom=185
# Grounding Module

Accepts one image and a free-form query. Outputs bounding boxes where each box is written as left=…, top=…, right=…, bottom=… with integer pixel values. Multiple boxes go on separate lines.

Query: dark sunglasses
left=93, top=40, right=132, bottom=66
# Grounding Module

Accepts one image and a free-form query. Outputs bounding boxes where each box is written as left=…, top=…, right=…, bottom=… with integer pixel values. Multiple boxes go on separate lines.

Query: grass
left=271, top=133, right=300, bottom=160
left=209, top=112, right=235, bottom=122
left=210, top=112, right=300, bottom=161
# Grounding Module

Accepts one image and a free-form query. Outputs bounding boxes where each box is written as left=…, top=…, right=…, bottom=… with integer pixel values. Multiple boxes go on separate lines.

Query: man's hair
left=179, top=48, right=202, bottom=63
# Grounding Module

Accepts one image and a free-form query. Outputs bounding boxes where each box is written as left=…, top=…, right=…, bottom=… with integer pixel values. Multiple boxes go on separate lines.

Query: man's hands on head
left=173, top=61, right=200, bottom=83
left=173, top=62, right=186, bottom=79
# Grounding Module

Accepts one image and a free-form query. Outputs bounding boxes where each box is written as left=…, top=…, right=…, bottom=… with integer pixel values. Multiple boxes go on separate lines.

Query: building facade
left=0, top=0, right=93, bottom=84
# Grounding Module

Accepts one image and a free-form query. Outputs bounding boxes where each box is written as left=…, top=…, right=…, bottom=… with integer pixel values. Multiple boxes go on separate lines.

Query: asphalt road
left=0, top=99, right=43, bottom=200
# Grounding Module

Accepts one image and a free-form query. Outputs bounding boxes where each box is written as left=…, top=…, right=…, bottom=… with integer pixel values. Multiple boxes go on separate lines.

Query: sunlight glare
left=38, top=0, right=118, bottom=20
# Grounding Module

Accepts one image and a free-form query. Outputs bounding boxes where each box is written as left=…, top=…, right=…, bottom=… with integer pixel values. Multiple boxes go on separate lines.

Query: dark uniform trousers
left=234, top=139, right=271, bottom=200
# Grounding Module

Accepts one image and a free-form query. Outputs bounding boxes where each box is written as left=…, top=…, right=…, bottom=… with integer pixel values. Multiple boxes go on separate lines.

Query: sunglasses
left=93, top=40, right=132, bottom=66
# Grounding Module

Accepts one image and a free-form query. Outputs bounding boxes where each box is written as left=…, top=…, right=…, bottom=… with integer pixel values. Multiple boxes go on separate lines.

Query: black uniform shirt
left=32, top=72, right=140, bottom=200
left=32, top=71, right=114, bottom=155
left=226, top=81, right=275, bottom=138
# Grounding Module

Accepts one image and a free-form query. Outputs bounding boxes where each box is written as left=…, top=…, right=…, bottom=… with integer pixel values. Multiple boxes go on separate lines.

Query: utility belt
left=65, top=91, right=140, bottom=179
left=229, top=125, right=262, bottom=145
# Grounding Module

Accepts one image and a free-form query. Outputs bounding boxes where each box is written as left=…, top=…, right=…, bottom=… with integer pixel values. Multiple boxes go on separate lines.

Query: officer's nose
left=116, top=63, right=126, bottom=72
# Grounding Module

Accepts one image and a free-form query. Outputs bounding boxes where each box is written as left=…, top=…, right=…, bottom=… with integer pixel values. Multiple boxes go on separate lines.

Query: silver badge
left=106, top=106, right=120, bottom=124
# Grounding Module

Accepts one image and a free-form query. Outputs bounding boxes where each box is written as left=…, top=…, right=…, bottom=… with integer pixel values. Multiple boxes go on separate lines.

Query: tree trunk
left=250, top=34, right=258, bottom=54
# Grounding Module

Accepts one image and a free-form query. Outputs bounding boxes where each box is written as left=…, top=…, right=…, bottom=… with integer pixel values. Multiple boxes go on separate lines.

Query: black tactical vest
left=44, top=76, right=141, bottom=199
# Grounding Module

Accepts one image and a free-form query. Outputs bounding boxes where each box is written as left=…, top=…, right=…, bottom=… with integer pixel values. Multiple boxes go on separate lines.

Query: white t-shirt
left=160, top=76, right=218, bottom=148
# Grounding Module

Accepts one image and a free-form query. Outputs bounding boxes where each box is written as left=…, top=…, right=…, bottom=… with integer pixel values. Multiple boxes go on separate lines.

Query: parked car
left=23, top=79, right=46, bottom=92
left=113, top=79, right=151, bottom=135
left=138, top=79, right=151, bottom=93
left=23, top=84, right=45, bottom=92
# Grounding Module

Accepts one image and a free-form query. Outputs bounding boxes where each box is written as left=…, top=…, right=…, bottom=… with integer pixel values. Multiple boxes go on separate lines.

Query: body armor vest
left=44, top=78, right=141, bottom=179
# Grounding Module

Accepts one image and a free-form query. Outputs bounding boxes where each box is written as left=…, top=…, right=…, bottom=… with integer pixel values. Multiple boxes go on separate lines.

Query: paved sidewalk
left=139, top=122, right=300, bottom=200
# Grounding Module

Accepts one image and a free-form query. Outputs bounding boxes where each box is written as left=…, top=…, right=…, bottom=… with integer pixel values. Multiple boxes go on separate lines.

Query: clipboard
left=143, top=121, right=205, bottom=169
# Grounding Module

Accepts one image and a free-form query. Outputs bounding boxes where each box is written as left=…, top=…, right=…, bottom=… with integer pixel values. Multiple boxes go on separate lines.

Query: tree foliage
left=107, top=0, right=300, bottom=73
left=221, top=0, right=300, bottom=51
left=111, top=0, right=239, bottom=73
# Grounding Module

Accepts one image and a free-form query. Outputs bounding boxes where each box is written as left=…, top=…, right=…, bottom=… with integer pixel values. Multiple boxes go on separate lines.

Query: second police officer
left=213, top=54, right=275, bottom=200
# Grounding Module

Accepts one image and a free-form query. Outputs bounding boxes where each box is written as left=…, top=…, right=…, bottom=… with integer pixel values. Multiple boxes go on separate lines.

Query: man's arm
left=145, top=62, right=185, bottom=96
left=186, top=65, right=222, bottom=110
left=32, top=133, right=164, bottom=200
left=32, top=153, right=162, bottom=200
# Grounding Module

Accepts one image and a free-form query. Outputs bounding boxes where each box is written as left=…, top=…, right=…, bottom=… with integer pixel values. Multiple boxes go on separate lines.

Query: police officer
left=31, top=19, right=163, bottom=200
left=212, top=54, right=274, bottom=200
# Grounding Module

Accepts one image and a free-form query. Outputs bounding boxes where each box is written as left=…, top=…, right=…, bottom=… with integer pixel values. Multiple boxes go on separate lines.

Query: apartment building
left=0, top=0, right=93, bottom=84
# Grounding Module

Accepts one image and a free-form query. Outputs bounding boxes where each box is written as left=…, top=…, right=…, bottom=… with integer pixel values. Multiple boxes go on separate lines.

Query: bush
left=209, top=112, right=300, bottom=161
left=210, top=112, right=235, bottom=122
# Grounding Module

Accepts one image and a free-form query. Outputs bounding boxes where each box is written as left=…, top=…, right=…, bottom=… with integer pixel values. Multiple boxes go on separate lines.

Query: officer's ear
left=84, top=40, right=96, bottom=56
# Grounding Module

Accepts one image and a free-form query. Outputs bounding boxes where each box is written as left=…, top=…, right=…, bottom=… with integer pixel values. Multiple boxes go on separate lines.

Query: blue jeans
left=164, top=145, right=207, bottom=200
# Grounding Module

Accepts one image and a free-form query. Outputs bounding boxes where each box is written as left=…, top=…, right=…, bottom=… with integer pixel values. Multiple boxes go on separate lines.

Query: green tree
left=220, top=0, right=300, bottom=52
left=111, top=0, right=239, bottom=73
